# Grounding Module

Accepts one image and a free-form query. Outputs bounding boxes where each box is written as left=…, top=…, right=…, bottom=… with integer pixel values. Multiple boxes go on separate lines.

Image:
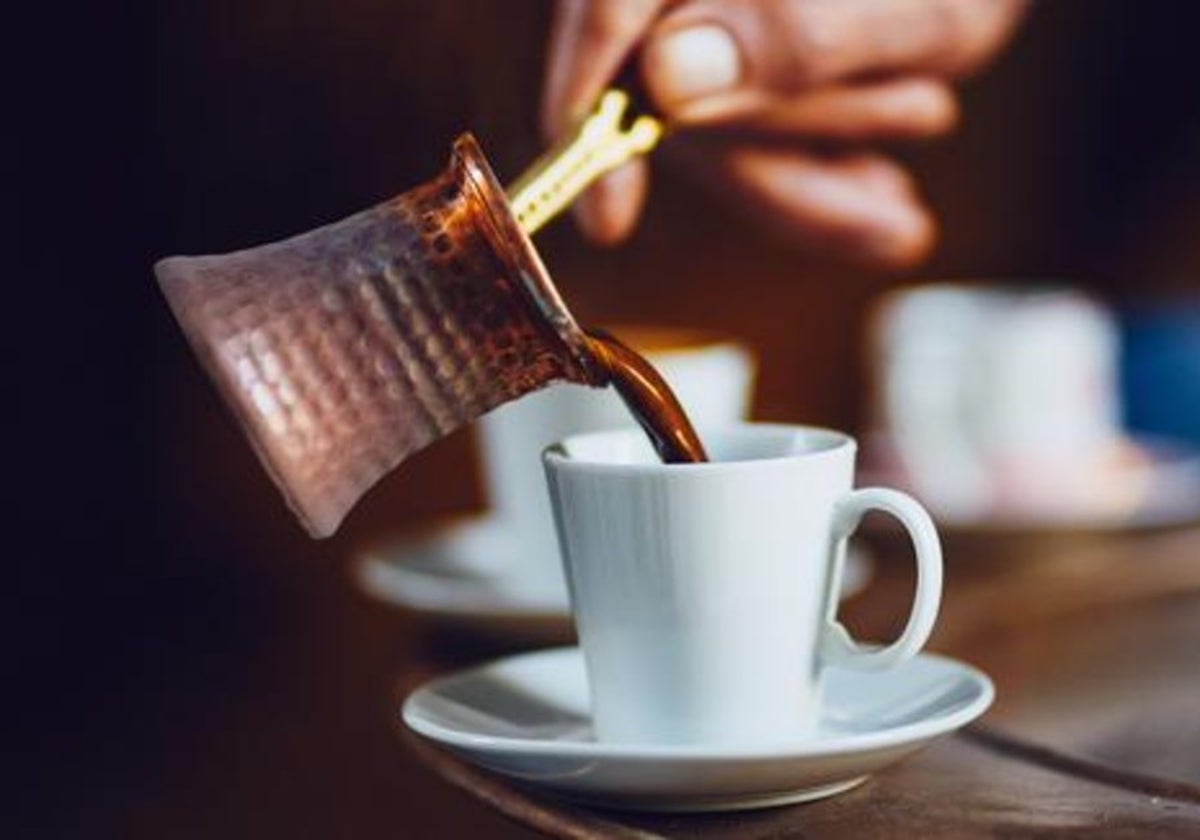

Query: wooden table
left=397, top=524, right=1200, bottom=837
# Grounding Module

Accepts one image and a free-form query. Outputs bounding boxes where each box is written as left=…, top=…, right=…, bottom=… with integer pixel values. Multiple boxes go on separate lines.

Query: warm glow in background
left=11, top=1, right=1200, bottom=836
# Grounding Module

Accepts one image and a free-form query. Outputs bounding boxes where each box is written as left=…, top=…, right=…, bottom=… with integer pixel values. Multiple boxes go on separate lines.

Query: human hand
left=542, top=0, right=1029, bottom=266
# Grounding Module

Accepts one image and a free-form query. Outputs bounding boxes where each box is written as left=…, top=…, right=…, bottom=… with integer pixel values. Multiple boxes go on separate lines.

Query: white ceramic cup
left=543, top=423, right=942, bottom=746
left=477, top=327, right=754, bottom=598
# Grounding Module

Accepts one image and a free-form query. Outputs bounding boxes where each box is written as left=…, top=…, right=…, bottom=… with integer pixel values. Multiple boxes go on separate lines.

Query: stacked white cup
left=870, top=284, right=1124, bottom=520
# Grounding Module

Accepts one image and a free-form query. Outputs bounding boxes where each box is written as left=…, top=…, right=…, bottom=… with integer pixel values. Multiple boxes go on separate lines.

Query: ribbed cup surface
left=157, top=135, right=599, bottom=537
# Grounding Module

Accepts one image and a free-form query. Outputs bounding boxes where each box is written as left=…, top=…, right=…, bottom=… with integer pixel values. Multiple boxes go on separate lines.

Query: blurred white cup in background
left=869, top=284, right=1122, bottom=519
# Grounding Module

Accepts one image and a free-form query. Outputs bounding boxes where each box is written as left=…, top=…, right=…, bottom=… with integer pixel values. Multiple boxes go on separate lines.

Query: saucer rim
left=355, top=515, right=570, bottom=617
left=357, top=548, right=568, bottom=618
left=401, top=646, right=994, bottom=762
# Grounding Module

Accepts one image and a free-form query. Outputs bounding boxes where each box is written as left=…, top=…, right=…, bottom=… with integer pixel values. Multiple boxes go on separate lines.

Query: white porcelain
left=402, top=647, right=993, bottom=812
left=477, top=333, right=754, bottom=599
left=355, top=516, right=874, bottom=636
left=870, top=284, right=1121, bottom=519
left=544, top=424, right=942, bottom=746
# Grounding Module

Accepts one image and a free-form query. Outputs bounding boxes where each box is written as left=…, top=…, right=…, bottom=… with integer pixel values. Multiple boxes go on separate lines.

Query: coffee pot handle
left=820, top=488, right=943, bottom=670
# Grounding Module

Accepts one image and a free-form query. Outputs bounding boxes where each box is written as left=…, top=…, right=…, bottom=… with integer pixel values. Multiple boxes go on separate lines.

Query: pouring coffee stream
left=583, top=329, right=709, bottom=465
left=506, top=91, right=706, bottom=464
left=156, top=89, right=705, bottom=537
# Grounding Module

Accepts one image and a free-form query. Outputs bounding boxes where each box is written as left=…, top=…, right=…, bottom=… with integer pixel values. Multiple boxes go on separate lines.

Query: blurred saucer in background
left=355, top=516, right=574, bottom=644
left=860, top=432, right=1200, bottom=537
left=355, top=517, right=872, bottom=642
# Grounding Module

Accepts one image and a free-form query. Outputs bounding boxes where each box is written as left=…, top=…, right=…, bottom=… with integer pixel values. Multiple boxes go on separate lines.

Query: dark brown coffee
left=584, top=329, right=709, bottom=464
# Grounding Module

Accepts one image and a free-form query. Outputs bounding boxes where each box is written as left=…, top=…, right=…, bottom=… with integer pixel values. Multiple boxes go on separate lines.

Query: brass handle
left=507, top=90, right=663, bottom=235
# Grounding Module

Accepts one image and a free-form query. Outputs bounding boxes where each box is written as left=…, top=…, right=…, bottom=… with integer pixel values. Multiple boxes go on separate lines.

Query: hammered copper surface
left=156, top=135, right=601, bottom=538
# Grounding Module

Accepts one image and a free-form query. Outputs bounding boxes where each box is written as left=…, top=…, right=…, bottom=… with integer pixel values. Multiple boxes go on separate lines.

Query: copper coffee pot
left=156, top=92, right=661, bottom=537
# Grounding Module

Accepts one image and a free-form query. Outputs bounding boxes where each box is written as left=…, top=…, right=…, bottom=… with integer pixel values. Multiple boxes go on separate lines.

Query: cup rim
left=543, top=422, right=855, bottom=475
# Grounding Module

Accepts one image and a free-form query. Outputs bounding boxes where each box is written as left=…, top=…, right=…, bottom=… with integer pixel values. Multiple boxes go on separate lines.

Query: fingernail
left=647, top=25, right=741, bottom=105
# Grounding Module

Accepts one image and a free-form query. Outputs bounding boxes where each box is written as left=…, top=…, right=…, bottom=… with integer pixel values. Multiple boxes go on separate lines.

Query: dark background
left=10, top=1, right=1200, bottom=836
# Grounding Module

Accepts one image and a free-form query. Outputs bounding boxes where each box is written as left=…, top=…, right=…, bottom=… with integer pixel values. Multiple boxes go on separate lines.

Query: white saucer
left=402, top=647, right=993, bottom=813
left=356, top=519, right=872, bottom=635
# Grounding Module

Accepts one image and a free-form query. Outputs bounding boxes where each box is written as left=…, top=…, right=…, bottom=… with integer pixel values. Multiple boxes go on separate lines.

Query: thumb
left=641, top=0, right=1028, bottom=122
left=542, top=0, right=667, bottom=139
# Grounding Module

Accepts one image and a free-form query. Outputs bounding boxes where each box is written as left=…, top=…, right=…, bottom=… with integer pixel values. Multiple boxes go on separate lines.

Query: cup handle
left=820, top=488, right=943, bottom=670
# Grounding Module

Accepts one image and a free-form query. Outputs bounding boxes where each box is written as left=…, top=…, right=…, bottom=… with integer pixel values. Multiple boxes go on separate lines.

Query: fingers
left=693, top=77, right=960, bottom=140
left=572, top=159, right=650, bottom=245
left=701, top=145, right=936, bottom=267
left=542, top=0, right=667, bottom=245
left=642, top=0, right=1029, bottom=121
left=562, top=71, right=956, bottom=246
left=541, top=0, right=668, bottom=139
left=538, top=0, right=993, bottom=253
